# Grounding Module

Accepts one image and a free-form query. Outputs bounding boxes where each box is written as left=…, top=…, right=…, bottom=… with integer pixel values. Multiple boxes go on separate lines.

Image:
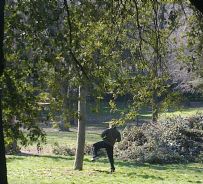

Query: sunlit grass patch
left=7, top=155, right=203, bottom=184
left=12, top=106, right=203, bottom=183
left=160, top=107, right=203, bottom=120
left=20, top=129, right=101, bottom=154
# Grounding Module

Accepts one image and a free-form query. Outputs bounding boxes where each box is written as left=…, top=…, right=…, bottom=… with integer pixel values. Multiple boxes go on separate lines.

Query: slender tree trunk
left=74, top=85, right=86, bottom=170
left=60, top=83, right=70, bottom=131
left=152, top=91, right=159, bottom=123
left=152, top=104, right=159, bottom=123
left=0, top=0, right=8, bottom=183
left=151, top=1, right=161, bottom=124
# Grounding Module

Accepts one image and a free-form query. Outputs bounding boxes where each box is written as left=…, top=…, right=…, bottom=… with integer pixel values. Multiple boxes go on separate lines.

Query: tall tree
left=74, top=85, right=87, bottom=170
left=63, top=0, right=117, bottom=170
left=106, top=0, right=199, bottom=124
left=0, top=0, right=8, bottom=183
left=3, top=1, right=49, bottom=152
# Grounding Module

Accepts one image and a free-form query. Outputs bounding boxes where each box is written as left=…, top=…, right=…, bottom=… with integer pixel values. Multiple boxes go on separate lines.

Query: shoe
left=91, top=157, right=99, bottom=162
left=111, top=168, right=115, bottom=173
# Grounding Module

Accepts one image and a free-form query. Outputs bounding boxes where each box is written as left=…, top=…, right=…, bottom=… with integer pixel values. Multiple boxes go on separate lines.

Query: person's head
left=109, top=122, right=117, bottom=128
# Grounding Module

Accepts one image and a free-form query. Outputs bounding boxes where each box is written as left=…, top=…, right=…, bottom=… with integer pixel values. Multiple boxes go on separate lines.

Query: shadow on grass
left=119, top=161, right=203, bottom=173
left=146, top=163, right=203, bottom=173
left=93, top=169, right=111, bottom=174
left=85, top=157, right=144, bottom=168
left=127, top=172, right=164, bottom=180
left=92, top=166, right=164, bottom=180
left=7, top=152, right=74, bottom=162
left=85, top=157, right=203, bottom=173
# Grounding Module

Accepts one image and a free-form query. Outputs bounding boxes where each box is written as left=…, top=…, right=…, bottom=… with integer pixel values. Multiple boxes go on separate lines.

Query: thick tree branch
left=133, top=0, right=144, bottom=60
left=63, top=0, right=89, bottom=79
left=132, top=0, right=152, bottom=64
left=152, top=0, right=161, bottom=73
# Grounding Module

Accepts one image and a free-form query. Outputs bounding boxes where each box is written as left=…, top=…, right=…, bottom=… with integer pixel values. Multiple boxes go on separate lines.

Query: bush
left=115, top=115, right=203, bottom=164
left=52, top=142, right=76, bottom=156
left=52, top=143, right=106, bottom=156
left=58, top=122, right=70, bottom=132
left=5, top=140, right=21, bottom=154
left=52, top=122, right=59, bottom=129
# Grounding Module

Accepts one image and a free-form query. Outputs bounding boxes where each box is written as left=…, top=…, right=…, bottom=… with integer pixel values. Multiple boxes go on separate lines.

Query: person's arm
left=101, top=129, right=108, bottom=138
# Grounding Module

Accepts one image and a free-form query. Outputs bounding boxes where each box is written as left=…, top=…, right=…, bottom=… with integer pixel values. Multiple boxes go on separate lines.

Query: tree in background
left=4, top=0, right=115, bottom=170
left=3, top=1, right=51, bottom=152
left=107, top=0, right=201, bottom=124
left=63, top=0, right=117, bottom=170
left=0, top=0, right=8, bottom=183
left=185, top=1, right=203, bottom=91
left=71, top=0, right=203, bottom=168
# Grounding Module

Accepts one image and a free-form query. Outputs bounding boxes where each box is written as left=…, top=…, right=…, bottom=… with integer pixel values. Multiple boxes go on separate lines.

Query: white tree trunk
left=74, top=85, right=86, bottom=170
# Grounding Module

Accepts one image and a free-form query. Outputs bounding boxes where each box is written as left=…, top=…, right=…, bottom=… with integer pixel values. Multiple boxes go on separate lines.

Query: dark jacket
left=101, top=127, right=121, bottom=146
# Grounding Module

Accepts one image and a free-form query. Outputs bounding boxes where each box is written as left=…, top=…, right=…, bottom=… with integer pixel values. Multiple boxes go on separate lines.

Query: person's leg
left=106, top=145, right=115, bottom=172
left=92, top=141, right=105, bottom=160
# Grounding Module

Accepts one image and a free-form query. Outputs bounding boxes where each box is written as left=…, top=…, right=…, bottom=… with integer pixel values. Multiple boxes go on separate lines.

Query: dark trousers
left=92, top=141, right=115, bottom=169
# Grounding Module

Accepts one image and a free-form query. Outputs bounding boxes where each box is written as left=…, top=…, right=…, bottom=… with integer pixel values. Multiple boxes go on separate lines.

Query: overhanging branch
left=63, top=0, right=89, bottom=79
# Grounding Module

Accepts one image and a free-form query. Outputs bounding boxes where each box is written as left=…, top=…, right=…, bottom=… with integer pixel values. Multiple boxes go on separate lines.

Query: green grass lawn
left=137, top=107, right=203, bottom=121
left=45, top=130, right=101, bottom=147
left=94, top=102, right=203, bottom=122
left=7, top=155, right=203, bottom=184
left=20, top=129, right=102, bottom=154
left=159, top=107, right=203, bottom=119
left=38, top=106, right=203, bottom=151
left=9, top=106, right=203, bottom=183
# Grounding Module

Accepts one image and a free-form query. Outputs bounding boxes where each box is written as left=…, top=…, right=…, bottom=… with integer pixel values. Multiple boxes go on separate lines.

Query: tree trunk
left=60, top=84, right=70, bottom=131
left=152, top=91, right=159, bottom=123
left=0, top=90, right=7, bottom=184
left=0, top=0, right=8, bottom=183
left=152, top=103, right=159, bottom=123
left=74, top=85, right=86, bottom=170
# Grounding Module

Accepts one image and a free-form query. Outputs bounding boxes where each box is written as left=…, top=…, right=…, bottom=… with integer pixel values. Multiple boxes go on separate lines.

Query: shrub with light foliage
left=115, top=115, right=203, bottom=163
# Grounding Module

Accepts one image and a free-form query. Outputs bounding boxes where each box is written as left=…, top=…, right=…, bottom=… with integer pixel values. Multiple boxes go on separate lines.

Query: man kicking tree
left=91, top=123, right=121, bottom=172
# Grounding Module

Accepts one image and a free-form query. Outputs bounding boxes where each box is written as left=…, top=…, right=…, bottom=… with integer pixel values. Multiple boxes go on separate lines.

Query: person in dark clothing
left=91, top=123, right=121, bottom=172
